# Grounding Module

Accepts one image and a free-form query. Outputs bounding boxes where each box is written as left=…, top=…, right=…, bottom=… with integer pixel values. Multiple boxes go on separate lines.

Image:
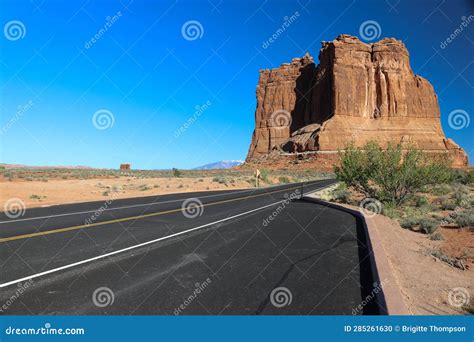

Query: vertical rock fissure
left=246, top=34, right=468, bottom=167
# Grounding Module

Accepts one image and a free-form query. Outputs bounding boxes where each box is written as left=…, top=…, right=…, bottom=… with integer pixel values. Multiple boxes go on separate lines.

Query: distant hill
left=194, top=160, right=244, bottom=170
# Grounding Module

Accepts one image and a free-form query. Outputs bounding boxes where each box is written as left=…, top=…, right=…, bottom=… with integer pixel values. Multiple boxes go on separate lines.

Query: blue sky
left=0, top=0, right=472, bottom=169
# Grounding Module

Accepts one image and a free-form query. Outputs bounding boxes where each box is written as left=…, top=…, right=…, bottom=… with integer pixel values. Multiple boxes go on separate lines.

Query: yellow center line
left=0, top=184, right=309, bottom=243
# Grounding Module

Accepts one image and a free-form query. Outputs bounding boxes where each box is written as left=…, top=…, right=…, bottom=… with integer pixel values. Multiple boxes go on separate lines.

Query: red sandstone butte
left=246, top=34, right=468, bottom=167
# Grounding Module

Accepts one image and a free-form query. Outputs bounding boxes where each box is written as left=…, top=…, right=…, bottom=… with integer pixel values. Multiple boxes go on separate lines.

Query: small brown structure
left=120, top=163, right=131, bottom=170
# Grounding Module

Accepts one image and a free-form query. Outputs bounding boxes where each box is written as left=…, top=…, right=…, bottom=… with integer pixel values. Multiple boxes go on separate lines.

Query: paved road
left=0, top=179, right=383, bottom=315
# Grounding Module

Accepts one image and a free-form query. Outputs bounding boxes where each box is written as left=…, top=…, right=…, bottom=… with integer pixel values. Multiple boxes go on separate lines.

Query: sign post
left=255, top=169, right=261, bottom=188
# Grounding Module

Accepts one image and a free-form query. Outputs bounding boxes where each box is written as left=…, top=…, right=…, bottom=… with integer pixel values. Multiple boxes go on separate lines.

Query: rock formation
left=246, top=34, right=468, bottom=167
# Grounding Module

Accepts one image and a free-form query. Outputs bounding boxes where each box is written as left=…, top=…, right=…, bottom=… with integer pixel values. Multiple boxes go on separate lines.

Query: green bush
left=415, top=195, right=428, bottom=207
left=451, top=169, right=474, bottom=185
left=440, top=200, right=457, bottom=211
left=334, top=141, right=453, bottom=205
left=334, top=189, right=351, bottom=203
left=453, top=186, right=469, bottom=207
left=212, top=176, right=226, bottom=184
left=400, top=217, right=419, bottom=229
left=429, top=184, right=452, bottom=196
left=260, top=169, right=270, bottom=182
left=454, top=210, right=474, bottom=228
left=419, top=218, right=439, bottom=234
left=381, top=204, right=399, bottom=219
left=278, top=176, right=291, bottom=184
left=172, top=168, right=182, bottom=177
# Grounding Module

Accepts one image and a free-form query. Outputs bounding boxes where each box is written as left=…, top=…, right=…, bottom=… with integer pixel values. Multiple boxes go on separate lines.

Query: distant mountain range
left=193, top=160, right=244, bottom=170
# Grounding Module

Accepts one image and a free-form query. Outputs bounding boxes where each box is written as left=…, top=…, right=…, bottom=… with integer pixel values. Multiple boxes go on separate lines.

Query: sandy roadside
left=0, top=177, right=253, bottom=209
left=367, top=214, right=472, bottom=315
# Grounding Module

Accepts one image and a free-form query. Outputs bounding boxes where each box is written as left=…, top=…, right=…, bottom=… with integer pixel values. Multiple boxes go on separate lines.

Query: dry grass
left=0, top=167, right=332, bottom=208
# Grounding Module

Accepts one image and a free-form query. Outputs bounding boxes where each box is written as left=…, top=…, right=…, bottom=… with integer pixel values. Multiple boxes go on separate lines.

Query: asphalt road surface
left=0, top=179, right=383, bottom=315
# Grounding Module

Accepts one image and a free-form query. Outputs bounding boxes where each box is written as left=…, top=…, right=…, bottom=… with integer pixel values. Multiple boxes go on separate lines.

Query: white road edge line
left=0, top=199, right=288, bottom=288
left=0, top=180, right=327, bottom=224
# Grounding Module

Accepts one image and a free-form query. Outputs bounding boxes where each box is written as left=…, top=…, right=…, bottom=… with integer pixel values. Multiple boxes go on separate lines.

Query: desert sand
left=0, top=177, right=253, bottom=209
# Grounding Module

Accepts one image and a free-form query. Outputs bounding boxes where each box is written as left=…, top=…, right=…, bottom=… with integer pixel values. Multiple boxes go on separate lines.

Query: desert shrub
left=430, top=249, right=467, bottom=270
left=440, top=200, right=457, bottom=211
left=415, top=195, right=428, bottom=207
left=278, top=176, right=291, bottom=184
left=400, top=217, right=419, bottom=229
left=333, top=189, right=351, bottom=203
left=428, top=231, right=443, bottom=241
left=138, top=184, right=151, bottom=191
left=453, top=186, right=469, bottom=207
left=381, top=203, right=399, bottom=219
left=260, top=169, right=270, bottom=182
left=419, top=218, right=439, bottom=234
left=331, top=184, right=351, bottom=203
left=451, top=169, right=474, bottom=185
left=212, top=176, right=226, bottom=184
left=172, top=168, right=182, bottom=177
left=454, top=210, right=474, bottom=228
left=429, top=184, right=452, bottom=196
left=334, top=141, right=453, bottom=205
